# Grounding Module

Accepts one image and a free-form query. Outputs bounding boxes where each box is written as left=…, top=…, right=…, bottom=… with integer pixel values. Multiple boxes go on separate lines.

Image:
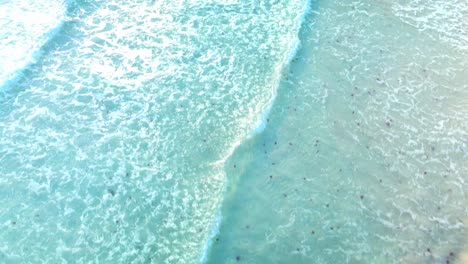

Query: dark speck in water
left=236, top=256, right=240, bottom=261
left=108, top=189, right=116, bottom=196
left=360, top=195, right=364, bottom=200
left=12, top=221, right=16, bottom=225
left=283, top=194, right=287, bottom=198
left=234, top=164, right=236, bottom=168
left=326, top=204, right=329, bottom=208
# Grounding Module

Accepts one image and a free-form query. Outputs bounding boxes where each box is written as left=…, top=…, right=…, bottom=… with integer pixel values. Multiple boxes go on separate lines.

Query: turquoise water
left=0, top=0, right=66, bottom=88
left=208, top=1, right=468, bottom=263
left=0, top=0, right=467, bottom=263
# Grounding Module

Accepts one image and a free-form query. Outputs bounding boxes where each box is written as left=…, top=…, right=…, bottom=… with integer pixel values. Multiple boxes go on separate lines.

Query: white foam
left=199, top=0, right=312, bottom=262
left=248, top=0, right=311, bottom=138
left=0, top=0, right=67, bottom=89
left=198, top=213, right=222, bottom=264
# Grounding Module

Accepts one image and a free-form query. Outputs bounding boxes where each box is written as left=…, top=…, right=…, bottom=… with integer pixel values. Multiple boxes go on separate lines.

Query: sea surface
left=0, top=0, right=467, bottom=263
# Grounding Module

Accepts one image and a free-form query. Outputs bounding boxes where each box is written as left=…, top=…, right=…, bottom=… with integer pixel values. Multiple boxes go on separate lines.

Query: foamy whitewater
left=0, top=0, right=467, bottom=263
left=0, top=0, right=66, bottom=88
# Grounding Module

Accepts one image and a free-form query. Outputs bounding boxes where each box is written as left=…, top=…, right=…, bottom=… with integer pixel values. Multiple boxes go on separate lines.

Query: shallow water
left=0, top=0, right=467, bottom=263
left=0, top=0, right=306, bottom=262
left=206, top=0, right=468, bottom=263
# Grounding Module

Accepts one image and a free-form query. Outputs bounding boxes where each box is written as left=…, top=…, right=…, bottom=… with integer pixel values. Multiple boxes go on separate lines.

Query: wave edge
left=198, top=1, right=312, bottom=262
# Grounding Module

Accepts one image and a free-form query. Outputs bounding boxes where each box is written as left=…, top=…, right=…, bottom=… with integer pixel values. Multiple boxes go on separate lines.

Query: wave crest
left=0, top=0, right=67, bottom=89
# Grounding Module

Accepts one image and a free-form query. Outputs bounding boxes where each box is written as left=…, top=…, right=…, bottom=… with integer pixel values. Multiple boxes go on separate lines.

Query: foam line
left=0, top=0, right=69, bottom=90
left=198, top=1, right=312, bottom=262
left=248, top=0, right=311, bottom=138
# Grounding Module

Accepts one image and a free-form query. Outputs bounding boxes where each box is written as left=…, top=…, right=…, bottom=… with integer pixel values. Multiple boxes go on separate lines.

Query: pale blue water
left=0, top=0, right=467, bottom=263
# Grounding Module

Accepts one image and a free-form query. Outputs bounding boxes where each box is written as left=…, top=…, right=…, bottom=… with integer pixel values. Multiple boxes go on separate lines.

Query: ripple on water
left=206, top=0, right=468, bottom=263
left=0, top=0, right=308, bottom=263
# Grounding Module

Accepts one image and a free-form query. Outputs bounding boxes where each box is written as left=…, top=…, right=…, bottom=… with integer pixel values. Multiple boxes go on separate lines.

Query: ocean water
left=0, top=0, right=66, bottom=88
left=207, top=0, right=468, bottom=263
left=0, top=0, right=466, bottom=264
left=0, top=0, right=307, bottom=262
